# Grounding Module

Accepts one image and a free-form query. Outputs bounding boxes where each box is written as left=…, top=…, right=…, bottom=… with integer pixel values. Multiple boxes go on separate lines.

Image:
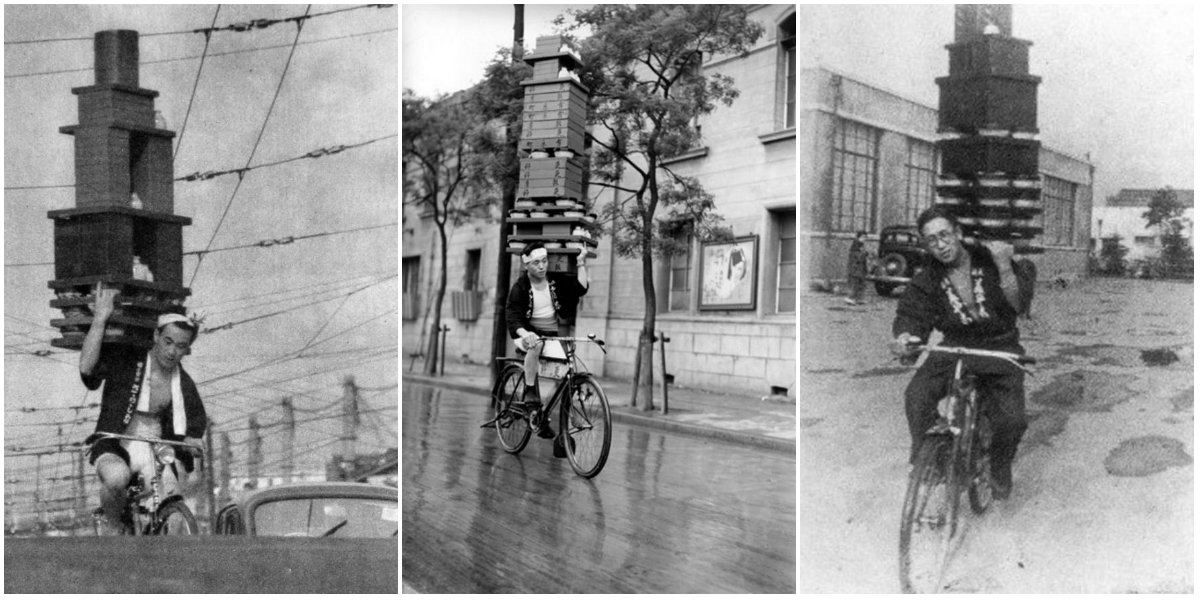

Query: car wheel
left=880, top=252, right=909, bottom=279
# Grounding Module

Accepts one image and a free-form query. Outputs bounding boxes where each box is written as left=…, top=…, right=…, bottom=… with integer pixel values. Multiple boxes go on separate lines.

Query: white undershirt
left=530, top=283, right=556, bottom=331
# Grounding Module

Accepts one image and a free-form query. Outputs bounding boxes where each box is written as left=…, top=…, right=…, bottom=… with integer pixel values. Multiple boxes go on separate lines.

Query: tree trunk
left=424, top=223, right=449, bottom=374
left=633, top=223, right=656, bottom=411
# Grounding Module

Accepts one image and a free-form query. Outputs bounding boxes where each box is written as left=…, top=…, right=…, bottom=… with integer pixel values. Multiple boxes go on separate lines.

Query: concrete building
left=403, top=5, right=797, bottom=395
left=799, top=66, right=1095, bottom=288
left=1092, top=188, right=1194, bottom=262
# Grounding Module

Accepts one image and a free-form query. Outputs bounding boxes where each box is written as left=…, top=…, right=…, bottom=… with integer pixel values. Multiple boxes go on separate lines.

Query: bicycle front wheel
left=494, top=370, right=532, bottom=454
left=560, top=374, right=611, bottom=478
left=899, top=436, right=960, bottom=593
left=154, top=500, right=199, bottom=535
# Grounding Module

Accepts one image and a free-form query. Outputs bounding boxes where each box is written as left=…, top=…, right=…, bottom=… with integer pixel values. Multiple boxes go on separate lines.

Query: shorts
left=91, top=414, right=182, bottom=490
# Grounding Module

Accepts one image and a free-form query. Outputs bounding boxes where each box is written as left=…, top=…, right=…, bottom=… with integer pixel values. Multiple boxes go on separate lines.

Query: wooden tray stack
left=934, top=5, right=1043, bottom=248
left=506, top=35, right=597, bottom=273
left=48, top=30, right=191, bottom=349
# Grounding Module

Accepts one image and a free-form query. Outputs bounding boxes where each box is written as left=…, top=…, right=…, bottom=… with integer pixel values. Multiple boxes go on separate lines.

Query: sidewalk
left=403, top=360, right=796, bottom=454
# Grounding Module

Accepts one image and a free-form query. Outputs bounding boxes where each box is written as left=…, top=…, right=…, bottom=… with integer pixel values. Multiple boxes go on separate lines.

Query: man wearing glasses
left=505, top=242, right=589, bottom=445
left=889, top=207, right=1035, bottom=498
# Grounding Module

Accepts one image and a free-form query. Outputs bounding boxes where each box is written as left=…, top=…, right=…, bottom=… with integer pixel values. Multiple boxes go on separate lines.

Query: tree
left=1142, top=186, right=1192, bottom=278
left=561, top=5, right=763, bottom=410
left=402, top=90, right=495, bottom=374
left=1098, top=234, right=1129, bottom=276
left=473, top=48, right=533, bottom=381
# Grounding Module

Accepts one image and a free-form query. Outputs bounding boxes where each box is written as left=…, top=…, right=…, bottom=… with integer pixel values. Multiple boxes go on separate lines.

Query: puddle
left=805, top=368, right=846, bottom=374
left=1169, top=387, right=1193, bottom=412
left=850, top=366, right=910, bottom=379
left=799, top=417, right=823, bottom=429
left=1140, top=348, right=1179, bottom=366
left=1058, top=330, right=1090, bottom=336
left=1104, top=435, right=1192, bottom=477
left=1020, top=410, right=1070, bottom=450
left=1029, top=370, right=1134, bottom=412
left=1051, top=344, right=1136, bottom=367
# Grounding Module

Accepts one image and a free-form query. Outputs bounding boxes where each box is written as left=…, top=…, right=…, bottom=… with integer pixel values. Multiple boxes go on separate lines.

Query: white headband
left=157, top=313, right=195, bottom=329
left=522, top=247, right=548, bottom=263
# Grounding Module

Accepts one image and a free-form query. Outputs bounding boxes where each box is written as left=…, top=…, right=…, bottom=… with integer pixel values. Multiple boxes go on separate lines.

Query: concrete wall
left=800, top=66, right=1095, bottom=288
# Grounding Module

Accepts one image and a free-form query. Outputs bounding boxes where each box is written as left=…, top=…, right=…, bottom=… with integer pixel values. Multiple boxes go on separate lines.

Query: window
left=779, top=13, right=796, bottom=129
left=667, top=235, right=693, bottom=312
left=776, top=210, right=797, bottom=313
left=904, top=138, right=937, bottom=225
left=1041, top=176, right=1076, bottom=246
left=832, top=118, right=879, bottom=233
left=402, top=256, right=421, bottom=321
left=463, top=249, right=481, bottom=291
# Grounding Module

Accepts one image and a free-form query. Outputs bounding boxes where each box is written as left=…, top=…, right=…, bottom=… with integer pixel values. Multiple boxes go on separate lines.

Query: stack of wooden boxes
left=48, top=30, right=191, bottom=349
left=506, top=35, right=597, bottom=273
left=934, top=5, right=1043, bottom=246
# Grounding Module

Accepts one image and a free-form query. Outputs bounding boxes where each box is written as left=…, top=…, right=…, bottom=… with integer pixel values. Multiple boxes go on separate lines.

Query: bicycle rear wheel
left=560, top=374, right=611, bottom=478
left=155, top=500, right=199, bottom=535
left=494, top=370, right=532, bottom=454
left=899, top=436, right=960, bottom=593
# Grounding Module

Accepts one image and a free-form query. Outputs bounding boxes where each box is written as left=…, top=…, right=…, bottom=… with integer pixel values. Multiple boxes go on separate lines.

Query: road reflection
left=403, top=381, right=795, bottom=593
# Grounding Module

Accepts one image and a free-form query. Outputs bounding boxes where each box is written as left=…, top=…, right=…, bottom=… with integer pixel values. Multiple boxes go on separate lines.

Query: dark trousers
left=847, top=275, right=866, bottom=302
left=903, top=355, right=1027, bottom=468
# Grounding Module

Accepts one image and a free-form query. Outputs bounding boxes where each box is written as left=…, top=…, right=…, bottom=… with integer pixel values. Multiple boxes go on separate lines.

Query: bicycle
left=897, top=345, right=1034, bottom=593
left=83, top=432, right=205, bottom=536
left=484, top=334, right=611, bottom=478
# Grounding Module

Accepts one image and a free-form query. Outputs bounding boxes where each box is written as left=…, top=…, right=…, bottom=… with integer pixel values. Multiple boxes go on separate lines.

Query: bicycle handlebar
left=536, top=334, right=607, bottom=354
left=83, top=432, right=206, bottom=457
left=910, top=344, right=1035, bottom=371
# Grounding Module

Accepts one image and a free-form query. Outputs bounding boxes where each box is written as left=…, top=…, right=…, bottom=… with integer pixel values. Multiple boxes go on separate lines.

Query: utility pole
left=204, top=420, right=217, bottom=529
left=340, top=376, right=360, bottom=480
left=248, top=416, right=262, bottom=490
left=218, top=432, right=232, bottom=505
left=74, top=444, right=86, bottom=533
left=34, top=455, right=43, bottom=534
left=281, top=397, right=295, bottom=482
left=489, top=3, right=526, bottom=382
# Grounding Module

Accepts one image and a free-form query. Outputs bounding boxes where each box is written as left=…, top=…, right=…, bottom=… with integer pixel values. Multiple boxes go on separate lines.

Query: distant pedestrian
left=845, top=231, right=870, bottom=305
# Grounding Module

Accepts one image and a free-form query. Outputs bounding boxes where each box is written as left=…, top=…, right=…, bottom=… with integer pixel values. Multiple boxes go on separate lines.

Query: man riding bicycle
left=889, top=207, right=1035, bottom=499
left=504, top=242, right=589, bottom=450
left=80, top=286, right=207, bottom=535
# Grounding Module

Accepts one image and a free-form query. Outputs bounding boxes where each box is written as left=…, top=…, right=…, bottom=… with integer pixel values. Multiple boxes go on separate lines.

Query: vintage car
left=866, top=225, right=930, bottom=296
left=215, top=481, right=397, bottom=538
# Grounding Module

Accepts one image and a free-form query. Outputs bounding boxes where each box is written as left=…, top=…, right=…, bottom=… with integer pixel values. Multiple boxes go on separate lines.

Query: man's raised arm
left=79, top=285, right=117, bottom=377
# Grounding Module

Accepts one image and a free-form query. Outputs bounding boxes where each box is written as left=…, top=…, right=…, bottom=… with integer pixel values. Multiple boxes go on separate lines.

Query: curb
left=403, top=374, right=796, bottom=455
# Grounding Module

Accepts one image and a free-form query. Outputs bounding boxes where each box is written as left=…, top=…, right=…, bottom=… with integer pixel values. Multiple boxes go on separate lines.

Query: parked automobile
left=215, top=482, right=397, bottom=538
left=866, top=225, right=930, bottom=296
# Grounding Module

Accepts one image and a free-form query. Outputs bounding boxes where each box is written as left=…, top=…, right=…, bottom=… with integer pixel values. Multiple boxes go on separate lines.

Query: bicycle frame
left=83, top=432, right=205, bottom=536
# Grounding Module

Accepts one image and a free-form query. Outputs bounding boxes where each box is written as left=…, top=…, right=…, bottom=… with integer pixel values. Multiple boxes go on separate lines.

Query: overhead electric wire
left=5, top=222, right=397, bottom=268
left=6, top=133, right=396, bottom=192
left=176, top=134, right=396, bottom=183
left=174, top=4, right=222, bottom=159
left=199, top=273, right=395, bottom=334
left=4, top=4, right=392, bottom=45
left=5, top=27, right=397, bottom=80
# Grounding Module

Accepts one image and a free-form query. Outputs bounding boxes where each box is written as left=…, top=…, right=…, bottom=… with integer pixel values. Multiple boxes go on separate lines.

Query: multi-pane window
left=1042, top=176, right=1076, bottom=246
left=776, top=210, right=797, bottom=313
left=667, top=235, right=693, bottom=312
left=780, top=13, right=796, bottom=129
left=905, top=138, right=937, bottom=225
left=833, top=118, right=879, bottom=233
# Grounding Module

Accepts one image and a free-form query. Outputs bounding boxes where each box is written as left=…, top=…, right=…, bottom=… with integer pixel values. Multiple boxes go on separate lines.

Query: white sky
left=4, top=4, right=398, bottom=518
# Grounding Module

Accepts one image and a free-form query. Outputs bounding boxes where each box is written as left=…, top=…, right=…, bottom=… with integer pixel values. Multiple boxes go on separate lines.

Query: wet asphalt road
left=402, top=383, right=796, bottom=593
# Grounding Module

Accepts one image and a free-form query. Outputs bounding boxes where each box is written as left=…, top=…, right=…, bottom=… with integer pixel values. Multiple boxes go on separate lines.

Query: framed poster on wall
left=699, top=235, right=758, bottom=310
